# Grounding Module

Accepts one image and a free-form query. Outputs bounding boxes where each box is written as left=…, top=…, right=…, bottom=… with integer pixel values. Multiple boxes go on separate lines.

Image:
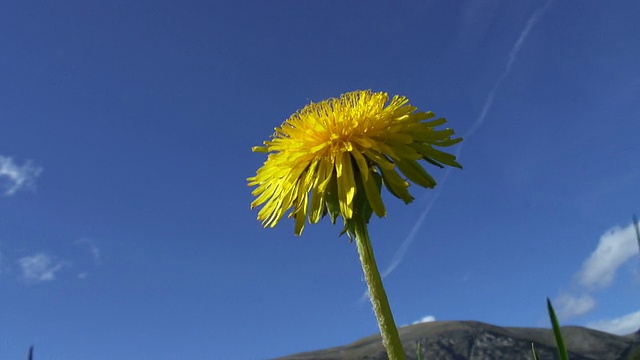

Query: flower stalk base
left=354, top=221, right=406, bottom=360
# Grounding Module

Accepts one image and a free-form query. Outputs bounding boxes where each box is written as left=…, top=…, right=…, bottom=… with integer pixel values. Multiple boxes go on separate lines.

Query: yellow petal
left=395, top=158, right=437, bottom=189
left=351, top=149, right=370, bottom=181
left=336, top=152, right=355, bottom=219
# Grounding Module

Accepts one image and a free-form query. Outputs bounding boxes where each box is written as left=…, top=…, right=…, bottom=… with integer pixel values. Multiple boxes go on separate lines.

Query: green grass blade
left=531, top=343, right=540, bottom=360
left=416, top=341, right=424, bottom=360
left=547, top=298, right=569, bottom=360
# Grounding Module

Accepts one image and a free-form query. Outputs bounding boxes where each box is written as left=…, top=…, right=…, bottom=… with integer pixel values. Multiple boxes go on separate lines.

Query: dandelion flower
left=248, top=90, right=461, bottom=235
left=248, top=90, right=463, bottom=360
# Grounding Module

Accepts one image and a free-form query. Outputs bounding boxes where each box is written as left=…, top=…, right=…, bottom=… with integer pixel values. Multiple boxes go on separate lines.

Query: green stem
left=354, top=221, right=406, bottom=360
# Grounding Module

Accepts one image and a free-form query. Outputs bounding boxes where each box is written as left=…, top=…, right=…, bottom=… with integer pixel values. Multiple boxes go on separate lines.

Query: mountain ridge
left=272, top=320, right=640, bottom=360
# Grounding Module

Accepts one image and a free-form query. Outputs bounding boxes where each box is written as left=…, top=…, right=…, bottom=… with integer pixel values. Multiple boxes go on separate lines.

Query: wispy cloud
left=17, top=253, right=67, bottom=282
left=577, top=223, right=639, bottom=289
left=412, top=315, right=436, bottom=325
left=586, top=310, right=640, bottom=335
left=370, top=1, right=556, bottom=293
left=554, top=293, right=596, bottom=320
left=554, top=220, right=639, bottom=322
left=0, top=155, right=43, bottom=196
left=381, top=180, right=447, bottom=279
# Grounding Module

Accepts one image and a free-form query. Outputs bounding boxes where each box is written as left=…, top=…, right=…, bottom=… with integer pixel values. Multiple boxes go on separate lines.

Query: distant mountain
left=272, top=321, right=640, bottom=360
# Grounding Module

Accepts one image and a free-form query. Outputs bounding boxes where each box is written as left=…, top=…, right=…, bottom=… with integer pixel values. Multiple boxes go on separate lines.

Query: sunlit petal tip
left=252, top=146, right=270, bottom=153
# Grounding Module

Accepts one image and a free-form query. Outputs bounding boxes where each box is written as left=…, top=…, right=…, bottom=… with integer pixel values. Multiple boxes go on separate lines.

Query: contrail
left=464, top=0, right=555, bottom=142
left=383, top=172, right=450, bottom=279
left=359, top=172, right=451, bottom=303
left=360, top=0, right=555, bottom=302
left=633, top=214, right=640, bottom=255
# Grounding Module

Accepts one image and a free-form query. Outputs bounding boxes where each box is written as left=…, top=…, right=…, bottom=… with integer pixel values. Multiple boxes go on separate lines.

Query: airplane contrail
left=464, top=0, right=555, bottom=142
left=633, top=214, right=640, bottom=255
left=360, top=0, right=556, bottom=303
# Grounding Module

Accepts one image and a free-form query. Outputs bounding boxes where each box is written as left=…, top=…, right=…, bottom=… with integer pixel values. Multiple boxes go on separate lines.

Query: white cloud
left=586, top=310, right=640, bottom=335
left=17, top=253, right=67, bottom=282
left=577, top=223, right=639, bottom=289
left=552, top=220, right=639, bottom=321
left=0, top=156, right=43, bottom=196
left=412, top=315, right=436, bottom=325
left=554, top=293, right=596, bottom=320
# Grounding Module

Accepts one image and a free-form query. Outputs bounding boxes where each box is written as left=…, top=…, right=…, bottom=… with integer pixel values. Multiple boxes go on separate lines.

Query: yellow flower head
left=248, top=90, right=462, bottom=236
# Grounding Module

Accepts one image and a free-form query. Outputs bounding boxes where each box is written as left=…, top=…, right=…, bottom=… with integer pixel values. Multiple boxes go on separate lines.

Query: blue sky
left=1, top=1, right=639, bottom=359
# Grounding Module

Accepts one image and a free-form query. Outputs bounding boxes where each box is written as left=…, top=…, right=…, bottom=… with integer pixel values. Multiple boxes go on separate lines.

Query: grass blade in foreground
left=531, top=343, right=540, bottom=360
left=547, top=297, right=569, bottom=360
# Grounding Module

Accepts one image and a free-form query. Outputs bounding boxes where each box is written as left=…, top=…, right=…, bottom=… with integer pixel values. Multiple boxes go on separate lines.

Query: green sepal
left=323, top=174, right=341, bottom=224
left=341, top=167, right=377, bottom=241
left=352, top=169, right=374, bottom=224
